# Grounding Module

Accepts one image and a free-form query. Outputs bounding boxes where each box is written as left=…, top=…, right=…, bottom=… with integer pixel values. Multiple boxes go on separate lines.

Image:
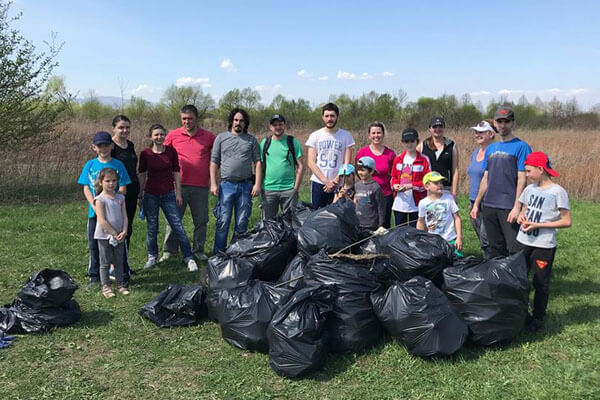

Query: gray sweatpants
left=98, top=239, right=125, bottom=286
left=261, top=189, right=298, bottom=220
left=164, top=185, right=209, bottom=257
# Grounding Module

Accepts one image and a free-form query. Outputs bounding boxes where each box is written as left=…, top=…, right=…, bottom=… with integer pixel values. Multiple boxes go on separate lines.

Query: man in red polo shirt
left=161, top=104, right=215, bottom=262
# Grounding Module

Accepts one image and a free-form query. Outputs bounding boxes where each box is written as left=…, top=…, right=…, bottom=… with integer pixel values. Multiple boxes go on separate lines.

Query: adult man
left=210, top=108, right=261, bottom=253
left=470, top=106, right=531, bottom=258
left=306, top=102, right=355, bottom=208
left=161, top=104, right=215, bottom=262
left=259, top=114, right=305, bottom=220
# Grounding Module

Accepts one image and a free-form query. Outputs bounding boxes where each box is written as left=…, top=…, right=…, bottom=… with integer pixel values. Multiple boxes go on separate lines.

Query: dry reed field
left=1, top=119, right=598, bottom=202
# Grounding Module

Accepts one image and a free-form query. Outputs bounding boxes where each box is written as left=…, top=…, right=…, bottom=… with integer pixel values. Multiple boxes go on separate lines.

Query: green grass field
left=0, top=195, right=599, bottom=400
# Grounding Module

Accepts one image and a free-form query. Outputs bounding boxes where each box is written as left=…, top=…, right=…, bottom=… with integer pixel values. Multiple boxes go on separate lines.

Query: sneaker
left=159, top=252, right=174, bottom=262
left=87, top=279, right=101, bottom=290
left=117, top=287, right=130, bottom=296
left=102, top=285, right=115, bottom=299
left=186, top=258, right=198, bottom=272
left=195, top=252, right=209, bottom=262
left=143, top=257, right=158, bottom=269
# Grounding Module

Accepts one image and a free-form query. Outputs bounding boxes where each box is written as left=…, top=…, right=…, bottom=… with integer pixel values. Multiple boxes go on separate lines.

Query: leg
left=213, top=181, right=235, bottom=254
left=279, top=188, right=298, bottom=217
left=481, top=207, right=508, bottom=258
left=161, top=192, right=194, bottom=259
left=87, top=217, right=100, bottom=282
left=311, top=181, right=331, bottom=209
left=407, top=211, right=419, bottom=228
left=530, top=247, right=556, bottom=321
left=262, top=190, right=281, bottom=220
left=469, top=202, right=491, bottom=259
left=496, top=208, right=520, bottom=255
left=97, top=239, right=111, bottom=287
left=233, top=181, right=253, bottom=238
left=382, top=195, right=394, bottom=229
left=113, top=243, right=125, bottom=287
left=143, top=193, right=160, bottom=259
left=394, top=211, right=405, bottom=227
left=185, top=186, right=209, bottom=257
left=163, top=188, right=188, bottom=255
left=122, top=183, right=138, bottom=279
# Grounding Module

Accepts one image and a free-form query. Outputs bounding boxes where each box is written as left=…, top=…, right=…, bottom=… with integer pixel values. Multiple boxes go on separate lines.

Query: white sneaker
left=143, top=257, right=157, bottom=269
left=185, top=258, right=198, bottom=272
left=159, top=252, right=173, bottom=262
left=195, top=252, right=209, bottom=262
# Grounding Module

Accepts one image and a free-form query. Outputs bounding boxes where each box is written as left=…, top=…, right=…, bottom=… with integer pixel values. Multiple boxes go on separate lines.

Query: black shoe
left=87, top=279, right=100, bottom=290
left=526, top=318, right=545, bottom=333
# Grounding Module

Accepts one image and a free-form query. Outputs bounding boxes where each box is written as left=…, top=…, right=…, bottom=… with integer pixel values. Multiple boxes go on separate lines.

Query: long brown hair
left=94, top=168, right=119, bottom=195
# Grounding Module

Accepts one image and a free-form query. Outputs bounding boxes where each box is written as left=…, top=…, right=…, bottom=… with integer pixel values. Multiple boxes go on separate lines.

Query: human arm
left=116, top=198, right=128, bottom=242
left=470, top=171, right=488, bottom=219
left=210, top=162, right=220, bottom=196
left=294, top=156, right=305, bottom=192
left=507, top=171, right=527, bottom=223
left=307, top=146, right=335, bottom=192
left=451, top=144, right=459, bottom=199
left=521, top=209, right=572, bottom=232
left=137, top=172, right=147, bottom=206
left=416, top=217, right=426, bottom=231
left=118, top=186, right=127, bottom=195
left=453, top=212, right=463, bottom=251
left=83, top=185, right=96, bottom=213
left=344, top=145, right=353, bottom=165
left=376, top=187, right=385, bottom=227
left=173, top=172, right=183, bottom=207
left=252, top=161, right=262, bottom=197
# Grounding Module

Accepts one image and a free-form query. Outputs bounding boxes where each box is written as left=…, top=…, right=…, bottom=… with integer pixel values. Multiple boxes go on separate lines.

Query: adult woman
left=418, top=116, right=459, bottom=198
left=355, top=122, right=396, bottom=228
left=467, top=119, right=496, bottom=259
left=111, top=115, right=139, bottom=277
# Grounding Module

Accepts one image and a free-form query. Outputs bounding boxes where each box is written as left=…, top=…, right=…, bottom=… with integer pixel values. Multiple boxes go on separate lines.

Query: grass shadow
left=74, top=310, right=114, bottom=329
left=129, top=261, right=204, bottom=295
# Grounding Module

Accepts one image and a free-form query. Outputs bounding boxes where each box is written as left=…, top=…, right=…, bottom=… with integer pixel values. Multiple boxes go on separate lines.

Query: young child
left=391, top=128, right=430, bottom=227
left=77, top=131, right=131, bottom=289
left=333, top=164, right=356, bottom=203
left=515, top=152, right=571, bottom=332
left=417, top=171, right=463, bottom=256
left=94, top=168, right=129, bottom=298
left=354, top=156, right=385, bottom=231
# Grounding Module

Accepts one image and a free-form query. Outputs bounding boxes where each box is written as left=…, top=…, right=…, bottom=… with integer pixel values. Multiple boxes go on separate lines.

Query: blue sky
left=11, top=0, right=600, bottom=108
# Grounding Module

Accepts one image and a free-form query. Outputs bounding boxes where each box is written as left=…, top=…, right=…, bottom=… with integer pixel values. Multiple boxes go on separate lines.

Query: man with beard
left=210, top=108, right=261, bottom=253
left=259, top=113, right=305, bottom=220
left=305, top=102, right=355, bottom=208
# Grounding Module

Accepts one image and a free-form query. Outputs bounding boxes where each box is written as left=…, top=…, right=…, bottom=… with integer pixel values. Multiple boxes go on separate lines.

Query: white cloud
left=470, top=90, right=491, bottom=96
left=498, top=89, right=523, bottom=95
left=360, top=72, right=374, bottom=80
left=547, top=88, right=562, bottom=94
left=255, top=84, right=282, bottom=92
left=568, top=88, right=589, bottom=95
left=337, top=70, right=357, bottom=80
left=220, top=58, right=237, bottom=72
left=130, top=84, right=157, bottom=95
left=317, top=76, right=329, bottom=81
left=175, top=76, right=211, bottom=88
left=382, top=71, right=395, bottom=77
left=297, top=69, right=314, bottom=78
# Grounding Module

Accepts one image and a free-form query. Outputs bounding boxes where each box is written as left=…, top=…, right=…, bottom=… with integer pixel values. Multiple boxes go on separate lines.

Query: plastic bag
left=363, top=226, right=454, bottom=283
left=443, top=252, right=529, bottom=345
left=267, top=284, right=334, bottom=378
left=371, top=276, right=468, bottom=357
left=282, top=201, right=316, bottom=231
left=276, top=254, right=306, bottom=290
left=226, top=217, right=297, bottom=281
left=297, top=199, right=361, bottom=256
left=0, top=307, right=16, bottom=333
left=304, top=250, right=385, bottom=354
left=217, top=281, right=294, bottom=353
left=4, top=299, right=81, bottom=334
left=140, top=284, right=206, bottom=328
left=18, top=269, right=78, bottom=308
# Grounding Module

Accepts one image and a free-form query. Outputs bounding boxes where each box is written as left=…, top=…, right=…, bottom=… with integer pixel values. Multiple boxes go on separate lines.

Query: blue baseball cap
left=338, top=164, right=355, bottom=176
left=93, top=131, right=113, bottom=145
left=357, top=156, right=376, bottom=170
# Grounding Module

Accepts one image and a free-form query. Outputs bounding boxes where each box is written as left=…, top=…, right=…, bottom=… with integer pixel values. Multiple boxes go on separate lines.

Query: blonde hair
left=94, top=168, right=119, bottom=195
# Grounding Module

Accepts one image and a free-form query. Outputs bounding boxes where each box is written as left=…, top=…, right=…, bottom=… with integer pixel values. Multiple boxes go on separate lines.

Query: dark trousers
left=382, top=194, right=393, bottom=229
left=481, top=206, right=519, bottom=258
left=469, top=201, right=490, bottom=259
left=513, top=242, right=556, bottom=320
left=123, top=183, right=139, bottom=273
left=87, top=217, right=130, bottom=283
left=311, top=181, right=335, bottom=209
left=394, top=211, right=418, bottom=228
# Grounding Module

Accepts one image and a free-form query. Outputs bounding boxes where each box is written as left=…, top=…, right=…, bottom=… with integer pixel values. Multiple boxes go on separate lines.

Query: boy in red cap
left=515, top=152, right=571, bottom=332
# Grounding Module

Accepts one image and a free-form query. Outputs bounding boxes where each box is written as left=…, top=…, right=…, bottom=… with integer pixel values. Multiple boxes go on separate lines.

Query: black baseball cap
left=93, top=131, right=112, bottom=145
left=429, top=116, right=445, bottom=128
left=494, top=106, right=515, bottom=121
left=401, top=128, right=419, bottom=142
left=269, top=114, right=286, bottom=124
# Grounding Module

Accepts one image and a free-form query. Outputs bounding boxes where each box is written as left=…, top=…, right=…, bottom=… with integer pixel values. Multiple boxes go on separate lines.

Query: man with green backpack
left=259, top=114, right=305, bottom=220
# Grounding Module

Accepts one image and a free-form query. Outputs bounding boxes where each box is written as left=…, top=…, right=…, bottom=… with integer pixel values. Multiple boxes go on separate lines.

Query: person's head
left=524, top=152, right=559, bottom=183
left=401, top=128, right=419, bottom=152
left=423, top=171, right=446, bottom=195
left=94, top=167, right=119, bottom=195
left=92, top=131, right=114, bottom=158
left=180, top=104, right=199, bottom=132
left=356, top=156, right=376, bottom=181
left=111, top=115, right=131, bottom=140
left=269, top=114, right=286, bottom=137
left=367, top=121, right=386, bottom=145
left=321, top=102, right=339, bottom=129
left=227, top=107, right=250, bottom=133
left=470, top=120, right=496, bottom=147
left=338, top=163, right=355, bottom=184
left=493, top=106, right=515, bottom=137
left=428, top=116, right=446, bottom=137
left=148, top=123, right=167, bottom=146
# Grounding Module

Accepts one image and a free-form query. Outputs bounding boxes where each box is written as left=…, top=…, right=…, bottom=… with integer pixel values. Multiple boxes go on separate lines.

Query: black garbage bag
left=0, top=307, right=16, bottom=333
left=226, top=217, right=297, bottom=281
left=4, top=298, right=82, bottom=334
left=362, top=226, right=454, bottom=283
left=282, top=201, right=317, bottom=230
left=276, top=254, right=307, bottom=290
left=18, top=269, right=78, bottom=308
left=443, top=252, right=529, bottom=345
left=267, top=284, right=334, bottom=378
left=297, top=199, right=361, bottom=256
left=204, top=254, right=256, bottom=321
left=304, top=250, right=385, bottom=353
left=371, top=276, right=468, bottom=357
left=217, top=280, right=294, bottom=353
left=140, top=284, right=206, bottom=328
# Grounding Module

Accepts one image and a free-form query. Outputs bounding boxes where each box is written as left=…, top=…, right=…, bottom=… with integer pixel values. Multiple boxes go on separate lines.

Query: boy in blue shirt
left=78, top=131, right=131, bottom=288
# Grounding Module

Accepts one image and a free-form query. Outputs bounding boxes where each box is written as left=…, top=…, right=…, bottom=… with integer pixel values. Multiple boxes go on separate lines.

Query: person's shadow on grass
left=74, top=310, right=113, bottom=328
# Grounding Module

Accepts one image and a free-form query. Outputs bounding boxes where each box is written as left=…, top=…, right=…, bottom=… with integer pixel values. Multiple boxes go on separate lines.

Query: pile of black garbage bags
left=0, top=269, right=82, bottom=334
left=141, top=199, right=530, bottom=378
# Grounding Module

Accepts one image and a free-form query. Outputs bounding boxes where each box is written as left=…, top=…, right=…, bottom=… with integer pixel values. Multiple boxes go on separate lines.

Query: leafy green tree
left=160, top=85, right=215, bottom=126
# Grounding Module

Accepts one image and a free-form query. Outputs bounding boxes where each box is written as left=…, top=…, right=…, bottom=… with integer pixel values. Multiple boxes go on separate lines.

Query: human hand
left=374, top=227, right=388, bottom=236
left=116, top=231, right=126, bottom=242
left=454, top=237, right=463, bottom=251
left=392, top=184, right=401, bottom=191
left=517, top=213, right=528, bottom=225
left=210, top=183, right=219, bottom=197
left=176, top=194, right=183, bottom=207
left=521, top=221, right=538, bottom=233
left=507, top=207, right=520, bottom=223
left=324, top=179, right=336, bottom=193
left=251, top=184, right=261, bottom=198
left=470, top=204, right=479, bottom=219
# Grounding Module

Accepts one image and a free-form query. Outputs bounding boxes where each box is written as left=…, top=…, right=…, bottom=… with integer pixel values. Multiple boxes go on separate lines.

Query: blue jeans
left=213, top=180, right=253, bottom=254
left=144, top=191, right=193, bottom=259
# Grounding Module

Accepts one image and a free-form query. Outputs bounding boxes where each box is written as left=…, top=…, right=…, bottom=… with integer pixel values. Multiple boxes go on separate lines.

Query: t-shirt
left=355, top=180, right=385, bottom=229
left=164, top=127, right=215, bottom=187
left=305, top=128, right=355, bottom=184
left=482, top=137, right=531, bottom=209
left=93, top=193, right=125, bottom=240
left=138, top=146, right=180, bottom=195
left=77, top=158, right=131, bottom=218
left=516, top=183, right=570, bottom=249
left=418, top=193, right=459, bottom=242
left=355, top=146, right=396, bottom=197
left=467, top=149, right=486, bottom=201
left=260, top=135, right=303, bottom=191
left=111, top=140, right=139, bottom=186
left=392, top=153, right=417, bottom=212
left=211, top=131, right=260, bottom=181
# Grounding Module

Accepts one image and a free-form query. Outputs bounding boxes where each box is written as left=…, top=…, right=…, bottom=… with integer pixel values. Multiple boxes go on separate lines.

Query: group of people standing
left=78, top=102, right=571, bottom=332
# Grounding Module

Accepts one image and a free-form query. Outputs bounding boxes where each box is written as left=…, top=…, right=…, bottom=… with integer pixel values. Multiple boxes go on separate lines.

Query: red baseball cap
left=525, top=152, right=559, bottom=177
